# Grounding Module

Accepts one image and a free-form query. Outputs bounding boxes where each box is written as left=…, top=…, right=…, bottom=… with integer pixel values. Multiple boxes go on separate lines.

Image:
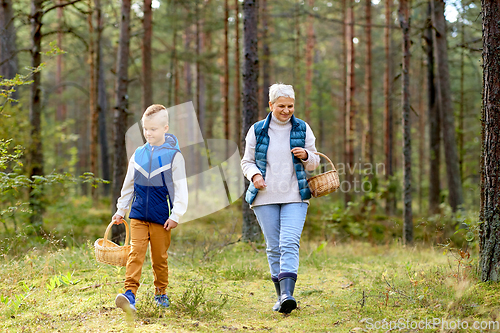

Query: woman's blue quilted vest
left=245, top=113, right=311, bottom=205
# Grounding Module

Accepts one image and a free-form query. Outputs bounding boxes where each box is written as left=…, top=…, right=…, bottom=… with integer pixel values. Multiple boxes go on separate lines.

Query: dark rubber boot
left=272, top=281, right=280, bottom=311
left=278, top=277, right=297, bottom=314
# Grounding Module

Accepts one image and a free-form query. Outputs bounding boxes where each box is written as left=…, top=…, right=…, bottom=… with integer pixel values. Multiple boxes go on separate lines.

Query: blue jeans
left=253, top=203, right=308, bottom=281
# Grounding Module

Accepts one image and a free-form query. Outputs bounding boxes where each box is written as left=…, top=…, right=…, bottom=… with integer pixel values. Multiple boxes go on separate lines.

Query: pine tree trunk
left=195, top=3, right=201, bottom=121
left=418, top=56, right=425, bottom=214
left=88, top=0, right=98, bottom=202
left=304, top=0, right=314, bottom=124
left=173, top=4, right=179, bottom=106
left=196, top=2, right=206, bottom=134
left=28, top=0, right=44, bottom=228
left=79, top=95, right=90, bottom=196
left=260, top=0, right=269, bottom=120
left=399, top=0, right=412, bottom=245
left=112, top=0, right=131, bottom=242
left=459, top=14, right=465, bottom=183
left=384, top=0, right=394, bottom=215
left=341, top=0, right=347, bottom=203
left=184, top=25, right=193, bottom=102
left=425, top=1, right=440, bottom=214
left=166, top=2, right=176, bottom=106
left=344, top=0, right=355, bottom=205
left=0, top=0, right=18, bottom=102
left=55, top=2, right=64, bottom=118
left=234, top=0, right=242, bottom=150
left=431, top=0, right=463, bottom=212
left=142, top=0, right=153, bottom=110
left=293, top=2, right=300, bottom=89
left=479, top=0, right=500, bottom=282
left=205, top=12, right=214, bottom=139
left=55, top=2, right=66, bottom=174
left=223, top=0, right=230, bottom=145
left=242, top=0, right=260, bottom=242
left=96, top=0, right=110, bottom=196
left=365, top=0, right=373, bottom=168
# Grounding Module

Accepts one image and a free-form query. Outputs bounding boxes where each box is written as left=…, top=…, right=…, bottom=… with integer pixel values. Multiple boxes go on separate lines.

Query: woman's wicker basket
left=307, top=152, right=340, bottom=198
left=94, top=220, right=131, bottom=266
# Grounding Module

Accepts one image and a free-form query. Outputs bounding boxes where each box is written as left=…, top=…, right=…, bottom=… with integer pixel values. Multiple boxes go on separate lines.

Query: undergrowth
left=0, top=195, right=493, bottom=332
left=171, top=282, right=229, bottom=320
left=0, top=236, right=497, bottom=332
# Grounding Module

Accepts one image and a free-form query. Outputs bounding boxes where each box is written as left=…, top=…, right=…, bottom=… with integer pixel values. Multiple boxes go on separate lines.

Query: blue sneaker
left=154, top=294, right=170, bottom=308
left=115, top=289, right=136, bottom=313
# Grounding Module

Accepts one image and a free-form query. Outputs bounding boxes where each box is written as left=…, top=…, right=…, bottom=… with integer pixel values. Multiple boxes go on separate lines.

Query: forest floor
left=1, top=216, right=499, bottom=333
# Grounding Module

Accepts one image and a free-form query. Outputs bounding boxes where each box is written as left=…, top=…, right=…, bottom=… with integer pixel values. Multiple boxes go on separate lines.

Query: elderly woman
left=241, top=83, right=320, bottom=314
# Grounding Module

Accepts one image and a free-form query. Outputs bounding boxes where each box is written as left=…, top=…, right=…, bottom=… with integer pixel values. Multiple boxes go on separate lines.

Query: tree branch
left=47, top=81, right=89, bottom=97
left=79, top=280, right=123, bottom=291
left=0, top=49, right=32, bottom=67
left=43, top=0, right=84, bottom=15
left=42, top=29, right=88, bottom=49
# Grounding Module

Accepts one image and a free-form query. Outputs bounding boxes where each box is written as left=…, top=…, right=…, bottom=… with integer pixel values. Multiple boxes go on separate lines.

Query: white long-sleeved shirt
left=115, top=152, right=188, bottom=223
left=240, top=114, right=320, bottom=206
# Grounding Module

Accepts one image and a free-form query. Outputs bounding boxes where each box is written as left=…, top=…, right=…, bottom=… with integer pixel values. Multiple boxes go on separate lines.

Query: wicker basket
left=307, top=152, right=340, bottom=198
left=94, top=220, right=131, bottom=266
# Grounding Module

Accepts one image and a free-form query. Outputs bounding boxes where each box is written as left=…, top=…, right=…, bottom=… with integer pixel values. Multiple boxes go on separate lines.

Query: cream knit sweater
left=241, top=114, right=320, bottom=207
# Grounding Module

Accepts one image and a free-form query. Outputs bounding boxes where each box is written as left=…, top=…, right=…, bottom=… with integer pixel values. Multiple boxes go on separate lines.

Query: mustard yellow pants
left=124, top=219, right=171, bottom=295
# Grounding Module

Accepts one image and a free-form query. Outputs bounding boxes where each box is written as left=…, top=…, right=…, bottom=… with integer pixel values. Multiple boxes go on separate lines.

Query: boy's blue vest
left=129, top=134, right=180, bottom=225
left=245, top=113, right=311, bottom=205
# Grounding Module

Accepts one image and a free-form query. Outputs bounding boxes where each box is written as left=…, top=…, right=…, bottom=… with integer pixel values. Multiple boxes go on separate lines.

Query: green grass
left=0, top=219, right=498, bottom=333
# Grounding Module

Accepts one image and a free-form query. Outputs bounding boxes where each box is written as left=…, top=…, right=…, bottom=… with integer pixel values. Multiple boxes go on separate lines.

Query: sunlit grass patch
left=0, top=233, right=498, bottom=332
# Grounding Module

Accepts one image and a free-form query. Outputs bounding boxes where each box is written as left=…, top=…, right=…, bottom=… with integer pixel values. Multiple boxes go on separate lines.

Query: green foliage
left=303, top=186, right=478, bottom=249
left=0, top=139, right=23, bottom=170
left=218, top=264, right=267, bottom=281
left=0, top=58, right=109, bottom=232
left=0, top=71, right=38, bottom=106
left=46, top=272, right=80, bottom=292
left=415, top=204, right=479, bottom=249
left=171, top=282, right=229, bottom=320
left=1, top=281, right=35, bottom=317
left=135, top=291, right=166, bottom=319
left=0, top=195, right=110, bottom=257
left=43, top=41, right=67, bottom=57
left=0, top=239, right=497, bottom=332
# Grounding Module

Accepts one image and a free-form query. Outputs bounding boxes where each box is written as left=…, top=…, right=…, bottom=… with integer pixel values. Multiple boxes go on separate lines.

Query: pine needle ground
left=0, top=226, right=498, bottom=333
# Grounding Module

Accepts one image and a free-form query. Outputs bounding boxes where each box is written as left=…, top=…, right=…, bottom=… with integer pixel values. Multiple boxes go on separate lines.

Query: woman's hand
left=291, top=148, right=308, bottom=160
left=252, top=174, right=267, bottom=189
left=164, top=218, right=178, bottom=231
left=112, top=214, right=124, bottom=224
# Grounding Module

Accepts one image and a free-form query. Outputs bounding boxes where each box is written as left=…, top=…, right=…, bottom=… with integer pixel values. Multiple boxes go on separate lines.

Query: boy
left=112, top=104, right=188, bottom=313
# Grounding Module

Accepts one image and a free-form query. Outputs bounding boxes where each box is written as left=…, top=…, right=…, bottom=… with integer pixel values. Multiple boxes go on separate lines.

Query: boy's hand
left=164, top=218, right=178, bottom=231
left=112, top=214, right=124, bottom=224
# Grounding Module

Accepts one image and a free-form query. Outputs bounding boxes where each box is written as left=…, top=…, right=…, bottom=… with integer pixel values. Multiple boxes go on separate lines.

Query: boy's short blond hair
left=142, top=104, right=169, bottom=125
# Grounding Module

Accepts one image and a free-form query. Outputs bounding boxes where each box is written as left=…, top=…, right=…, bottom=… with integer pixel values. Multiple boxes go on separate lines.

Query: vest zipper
left=166, top=194, right=171, bottom=215
left=146, top=146, right=154, bottom=220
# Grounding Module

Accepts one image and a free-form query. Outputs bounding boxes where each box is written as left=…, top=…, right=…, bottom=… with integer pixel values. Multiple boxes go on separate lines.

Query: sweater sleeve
left=240, top=124, right=263, bottom=182
left=115, top=152, right=136, bottom=217
left=169, top=153, right=188, bottom=223
left=301, top=123, right=321, bottom=171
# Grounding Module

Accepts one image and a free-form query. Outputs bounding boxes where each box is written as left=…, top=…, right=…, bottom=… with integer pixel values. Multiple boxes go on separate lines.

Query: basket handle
left=102, top=219, right=130, bottom=247
left=314, top=152, right=336, bottom=172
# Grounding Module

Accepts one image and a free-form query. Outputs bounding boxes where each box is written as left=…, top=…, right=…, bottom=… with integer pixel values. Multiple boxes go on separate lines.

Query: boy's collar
left=145, top=133, right=179, bottom=150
